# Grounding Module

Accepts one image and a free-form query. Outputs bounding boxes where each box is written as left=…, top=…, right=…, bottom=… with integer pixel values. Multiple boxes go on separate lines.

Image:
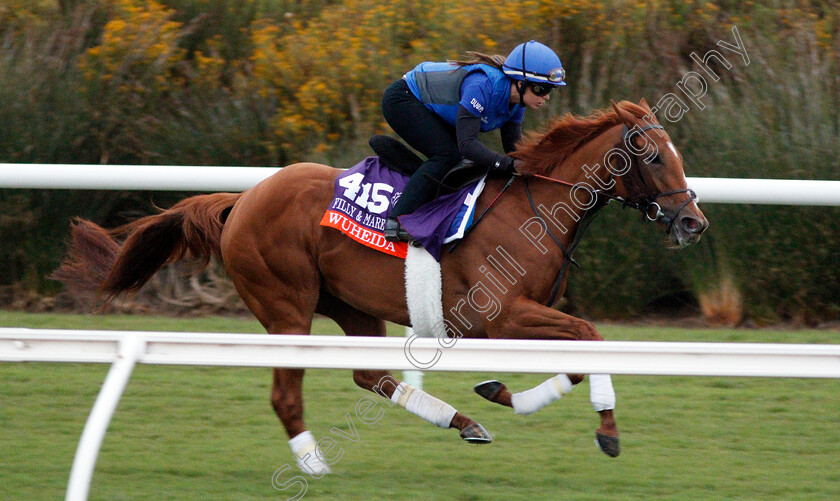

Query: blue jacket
left=404, top=62, right=524, bottom=132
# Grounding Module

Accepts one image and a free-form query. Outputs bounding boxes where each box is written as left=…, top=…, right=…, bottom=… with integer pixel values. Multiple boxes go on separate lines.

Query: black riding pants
left=381, top=79, right=462, bottom=218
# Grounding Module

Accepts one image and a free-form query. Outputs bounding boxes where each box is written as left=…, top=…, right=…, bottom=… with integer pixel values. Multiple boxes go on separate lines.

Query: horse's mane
left=513, top=101, right=653, bottom=176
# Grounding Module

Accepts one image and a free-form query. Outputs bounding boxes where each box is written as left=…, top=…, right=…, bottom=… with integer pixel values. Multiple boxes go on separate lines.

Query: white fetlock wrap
left=391, top=382, right=457, bottom=428
left=288, top=430, right=331, bottom=475
left=589, top=374, right=616, bottom=412
left=511, top=374, right=574, bottom=415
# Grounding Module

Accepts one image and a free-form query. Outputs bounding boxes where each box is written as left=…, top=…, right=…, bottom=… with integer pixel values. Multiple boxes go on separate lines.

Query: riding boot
left=384, top=153, right=459, bottom=243
left=383, top=216, right=414, bottom=243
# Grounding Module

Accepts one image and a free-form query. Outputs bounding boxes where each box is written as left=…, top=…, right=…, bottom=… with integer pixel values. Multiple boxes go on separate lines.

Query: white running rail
left=3, top=328, right=840, bottom=500
left=3, top=329, right=840, bottom=377
left=2, top=163, right=840, bottom=205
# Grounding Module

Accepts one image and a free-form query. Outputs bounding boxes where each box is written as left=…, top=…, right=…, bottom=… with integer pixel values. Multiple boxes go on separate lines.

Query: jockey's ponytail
left=449, top=51, right=506, bottom=70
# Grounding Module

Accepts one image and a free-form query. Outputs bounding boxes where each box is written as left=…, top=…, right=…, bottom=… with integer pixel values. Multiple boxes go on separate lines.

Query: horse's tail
left=52, top=192, right=242, bottom=302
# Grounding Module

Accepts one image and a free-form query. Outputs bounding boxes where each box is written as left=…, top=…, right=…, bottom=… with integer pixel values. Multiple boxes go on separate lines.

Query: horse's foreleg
left=475, top=376, right=619, bottom=457
left=475, top=373, right=581, bottom=413
left=480, top=297, right=620, bottom=456
left=353, top=371, right=492, bottom=443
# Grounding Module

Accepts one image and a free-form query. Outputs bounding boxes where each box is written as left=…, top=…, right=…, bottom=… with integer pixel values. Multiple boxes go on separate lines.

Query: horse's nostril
left=680, top=216, right=705, bottom=234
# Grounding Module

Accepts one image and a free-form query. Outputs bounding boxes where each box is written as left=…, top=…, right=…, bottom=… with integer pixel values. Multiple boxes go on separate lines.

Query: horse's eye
left=649, top=154, right=662, bottom=165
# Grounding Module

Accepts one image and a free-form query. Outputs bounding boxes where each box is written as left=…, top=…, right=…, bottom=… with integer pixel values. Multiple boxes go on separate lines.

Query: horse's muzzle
left=670, top=212, right=708, bottom=247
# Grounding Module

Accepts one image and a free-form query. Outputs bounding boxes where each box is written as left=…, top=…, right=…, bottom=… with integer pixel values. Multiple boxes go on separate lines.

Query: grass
left=1, top=312, right=839, bottom=500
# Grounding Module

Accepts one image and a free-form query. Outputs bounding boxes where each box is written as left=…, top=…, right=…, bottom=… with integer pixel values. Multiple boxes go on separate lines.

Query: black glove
left=490, top=156, right=517, bottom=175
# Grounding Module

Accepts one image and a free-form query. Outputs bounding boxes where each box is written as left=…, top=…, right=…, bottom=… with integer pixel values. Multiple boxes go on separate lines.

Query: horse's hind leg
left=268, top=345, right=336, bottom=475
left=223, top=249, right=332, bottom=474
left=269, top=367, right=333, bottom=476
left=317, top=292, right=492, bottom=443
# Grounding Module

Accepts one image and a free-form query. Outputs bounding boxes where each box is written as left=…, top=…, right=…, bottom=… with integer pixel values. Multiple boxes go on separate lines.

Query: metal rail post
left=66, top=334, right=145, bottom=501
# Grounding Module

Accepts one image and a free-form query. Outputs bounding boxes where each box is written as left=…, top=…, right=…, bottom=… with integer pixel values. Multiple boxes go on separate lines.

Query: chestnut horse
left=54, top=99, right=707, bottom=471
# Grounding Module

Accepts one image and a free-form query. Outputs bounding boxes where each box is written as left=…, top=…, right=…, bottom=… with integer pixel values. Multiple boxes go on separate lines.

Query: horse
left=53, top=98, right=708, bottom=472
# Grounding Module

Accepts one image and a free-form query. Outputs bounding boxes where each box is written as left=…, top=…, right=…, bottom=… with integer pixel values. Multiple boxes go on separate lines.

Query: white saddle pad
left=404, top=245, right=444, bottom=338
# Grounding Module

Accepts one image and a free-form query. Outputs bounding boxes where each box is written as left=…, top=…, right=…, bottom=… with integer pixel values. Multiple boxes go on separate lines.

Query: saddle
left=368, top=135, right=490, bottom=196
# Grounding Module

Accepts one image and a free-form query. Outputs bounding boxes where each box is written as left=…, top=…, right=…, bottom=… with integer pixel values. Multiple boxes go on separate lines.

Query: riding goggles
left=519, top=66, right=565, bottom=84
left=529, top=83, right=554, bottom=97
left=527, top=68, right=565, bottom=96
left=545, top=67, right=566, bottom=83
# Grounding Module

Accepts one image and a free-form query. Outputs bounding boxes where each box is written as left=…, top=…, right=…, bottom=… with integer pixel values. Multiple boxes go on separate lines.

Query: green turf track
left=1, top=312, right=838, bottom=500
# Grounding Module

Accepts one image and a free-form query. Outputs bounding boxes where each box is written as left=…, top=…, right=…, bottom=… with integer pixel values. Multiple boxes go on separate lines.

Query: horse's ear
left=611, top=100, right=637, bottom=127
left=640, top=98, right=661, bottom=125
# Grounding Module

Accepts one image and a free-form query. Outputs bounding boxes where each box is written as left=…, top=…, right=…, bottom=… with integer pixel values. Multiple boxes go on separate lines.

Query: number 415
left=338, top=172, right=394, bottom=215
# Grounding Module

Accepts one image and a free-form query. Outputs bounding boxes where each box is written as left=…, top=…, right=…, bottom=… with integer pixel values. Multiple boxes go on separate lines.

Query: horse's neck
left=508, top=127, right=618, bottom=260
left=524, top=126, right=620, bottom=221
left=546, top=125, right=622, bottom=187
left=501, top=128, right=620, bottom=303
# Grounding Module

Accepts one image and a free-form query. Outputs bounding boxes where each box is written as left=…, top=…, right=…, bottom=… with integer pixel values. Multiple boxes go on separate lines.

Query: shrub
left=1, top=0, right=838, bottom=323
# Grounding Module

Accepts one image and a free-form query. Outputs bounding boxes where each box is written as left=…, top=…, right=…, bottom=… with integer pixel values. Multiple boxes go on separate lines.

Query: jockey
left=382, top=40, right=566, bottom=243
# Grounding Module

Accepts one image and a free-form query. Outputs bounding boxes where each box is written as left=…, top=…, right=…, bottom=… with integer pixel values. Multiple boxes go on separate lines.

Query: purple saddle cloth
left=324, top=157, right=485, bottom=261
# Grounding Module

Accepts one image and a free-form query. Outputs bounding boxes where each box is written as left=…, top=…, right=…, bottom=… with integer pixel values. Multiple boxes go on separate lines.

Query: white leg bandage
left=589, top=374, right=616, bottom=411
left=288, top=430, right=331, bottom=476
left=391, top=382, right=457, bottom=428
left=511, top=374, right=574, bottom=415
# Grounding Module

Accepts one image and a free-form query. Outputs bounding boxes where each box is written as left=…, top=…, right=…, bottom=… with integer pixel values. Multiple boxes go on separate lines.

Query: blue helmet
left=502, top=40, right=566, bottom=86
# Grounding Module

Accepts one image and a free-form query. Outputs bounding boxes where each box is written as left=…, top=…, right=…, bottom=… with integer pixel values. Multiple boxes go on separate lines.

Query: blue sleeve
left=510, top=106, right=525, bottom=124
left=458, top=72, right=493, bottom=118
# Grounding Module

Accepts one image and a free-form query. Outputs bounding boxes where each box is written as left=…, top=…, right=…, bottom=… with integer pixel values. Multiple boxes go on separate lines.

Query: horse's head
left=609, top=99, right=708, bottom=247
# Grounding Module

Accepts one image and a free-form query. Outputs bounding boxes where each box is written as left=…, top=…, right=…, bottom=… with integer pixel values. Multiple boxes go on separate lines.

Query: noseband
left=609, top=124, right=697, bottom=234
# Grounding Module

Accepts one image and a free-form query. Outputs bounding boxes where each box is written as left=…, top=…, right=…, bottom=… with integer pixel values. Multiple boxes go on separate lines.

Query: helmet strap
left=516, top=81, right=526, bottom=106
left=518, top=41, right=528, bottom=106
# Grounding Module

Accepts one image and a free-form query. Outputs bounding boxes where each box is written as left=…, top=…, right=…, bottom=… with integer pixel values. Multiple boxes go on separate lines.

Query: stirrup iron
left=384, top=217, right=414, bottom=243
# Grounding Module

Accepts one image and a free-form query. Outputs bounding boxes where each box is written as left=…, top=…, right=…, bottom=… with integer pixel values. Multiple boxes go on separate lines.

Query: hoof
left=474, top=380, right=505, bottom=401
left=595, top=432, right=620, bottom=458
left=460, top=423, right=492, bottom=444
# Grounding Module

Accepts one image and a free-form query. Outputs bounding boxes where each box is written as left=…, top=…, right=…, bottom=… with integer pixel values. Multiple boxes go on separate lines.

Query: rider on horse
left=382, top=40, right=567, bottom=242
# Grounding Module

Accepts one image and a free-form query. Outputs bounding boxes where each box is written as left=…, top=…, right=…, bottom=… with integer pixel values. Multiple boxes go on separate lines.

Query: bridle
left=608, top=124, right=697, bottom=233
left=517, top=123, right=696, bottom=306
left=528, top=124, right=697, bottom=234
